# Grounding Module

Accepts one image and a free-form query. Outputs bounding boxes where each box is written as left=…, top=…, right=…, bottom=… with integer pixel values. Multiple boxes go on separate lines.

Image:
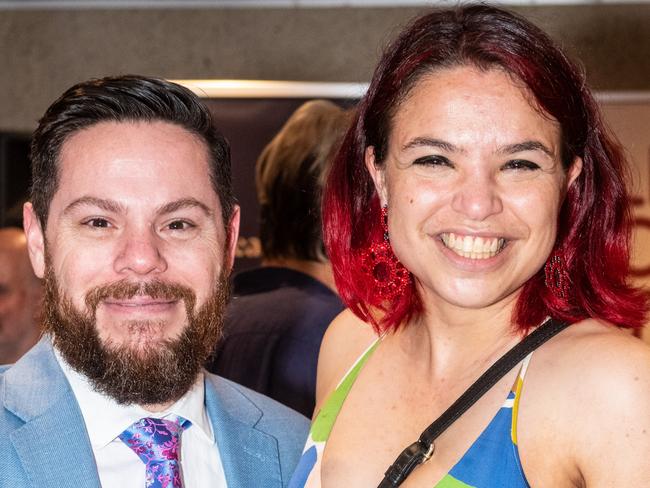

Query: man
left=0, top=75, right=308, bottom=488
left=0, top=227, right=42, bottom=365
left=207, top=101, right=347, bottom=417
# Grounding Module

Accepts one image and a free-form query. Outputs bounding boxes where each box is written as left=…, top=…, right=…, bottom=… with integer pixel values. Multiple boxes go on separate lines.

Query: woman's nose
left=450, top=172, right=503, bottom=221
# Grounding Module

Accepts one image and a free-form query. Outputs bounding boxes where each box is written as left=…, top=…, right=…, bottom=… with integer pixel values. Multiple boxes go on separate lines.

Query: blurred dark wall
left=0, top=133, right=30, bottom=227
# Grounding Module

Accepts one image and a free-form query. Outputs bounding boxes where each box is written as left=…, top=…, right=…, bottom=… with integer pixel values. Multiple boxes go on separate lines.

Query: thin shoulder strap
left=510, top=351, right=534, bottom=446
left=378, top=318, right=569, bottom=488
left=334, top=336, right=381, bottom=389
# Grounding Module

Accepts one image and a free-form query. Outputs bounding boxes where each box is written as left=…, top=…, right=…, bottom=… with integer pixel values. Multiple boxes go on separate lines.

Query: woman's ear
left=365, top=146, right=388, bottom=205
left=567, top=156, right=583, bottom=188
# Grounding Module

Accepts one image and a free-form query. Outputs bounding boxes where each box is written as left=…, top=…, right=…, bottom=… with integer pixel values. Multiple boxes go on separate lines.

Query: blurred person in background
left=208, top=100, right=348, bottom=417
left=0, top=227, right=42, bottom=365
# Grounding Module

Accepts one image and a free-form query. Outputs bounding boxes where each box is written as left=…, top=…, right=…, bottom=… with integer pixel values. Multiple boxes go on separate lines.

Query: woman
left=289, top=5, right=650, bottom=488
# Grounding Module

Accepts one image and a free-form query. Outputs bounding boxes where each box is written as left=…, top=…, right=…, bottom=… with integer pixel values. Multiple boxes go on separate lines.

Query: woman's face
left=367, top=65, right=581, bottom=312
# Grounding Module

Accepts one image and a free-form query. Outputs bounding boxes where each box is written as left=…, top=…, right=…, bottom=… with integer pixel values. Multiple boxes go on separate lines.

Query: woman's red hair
left=323, top=5, right=648, bottom=333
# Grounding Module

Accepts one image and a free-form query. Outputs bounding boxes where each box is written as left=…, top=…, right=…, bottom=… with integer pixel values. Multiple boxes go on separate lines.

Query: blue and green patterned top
left=288, top=338, right=532, bottom=488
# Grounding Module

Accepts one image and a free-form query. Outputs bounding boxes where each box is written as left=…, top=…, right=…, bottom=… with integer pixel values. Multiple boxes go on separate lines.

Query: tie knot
left=119, top=416, right=191, bottom=488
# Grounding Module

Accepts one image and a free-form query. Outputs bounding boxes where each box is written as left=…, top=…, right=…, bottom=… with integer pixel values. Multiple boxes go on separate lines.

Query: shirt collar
left=54, top=348, right=214, bottom=449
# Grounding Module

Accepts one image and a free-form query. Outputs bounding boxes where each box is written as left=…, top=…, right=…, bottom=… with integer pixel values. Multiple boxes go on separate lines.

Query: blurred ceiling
left=1, top=0, right=649, bottom=8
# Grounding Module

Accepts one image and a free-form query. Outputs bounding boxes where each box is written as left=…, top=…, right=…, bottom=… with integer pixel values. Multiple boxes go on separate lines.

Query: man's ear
left=23, top=202, right=46, bottom=279
left=365, top=146, right=388, bottom=205
left=225, top=205, right=241, bottom=272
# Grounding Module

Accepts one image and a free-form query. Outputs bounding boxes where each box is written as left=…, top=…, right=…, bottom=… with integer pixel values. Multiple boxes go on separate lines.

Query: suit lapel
left=3, top=338, right=101, bottom=488
left=5, top=341, right=286, bottom=487
left=205, top=375, right=283, bottom=488
left=10, top=394, right=101, bottom=488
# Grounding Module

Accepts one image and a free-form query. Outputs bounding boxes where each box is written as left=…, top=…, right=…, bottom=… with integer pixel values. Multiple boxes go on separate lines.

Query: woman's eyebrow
left=401, top=137, right=459, bottom=153
left=498, top=140, right=555, bottom=158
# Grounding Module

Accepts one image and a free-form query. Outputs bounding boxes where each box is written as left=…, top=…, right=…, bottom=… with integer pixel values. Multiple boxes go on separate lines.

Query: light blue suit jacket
left=0, top=337, right=309, bottom=488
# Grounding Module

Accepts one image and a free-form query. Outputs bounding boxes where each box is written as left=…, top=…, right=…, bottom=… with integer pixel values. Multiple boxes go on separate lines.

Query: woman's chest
left=320, top=369, right=526, bottom=488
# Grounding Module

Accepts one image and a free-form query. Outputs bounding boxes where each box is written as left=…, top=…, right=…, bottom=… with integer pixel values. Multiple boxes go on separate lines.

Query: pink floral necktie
left=119, top=416, right=191, bottom=488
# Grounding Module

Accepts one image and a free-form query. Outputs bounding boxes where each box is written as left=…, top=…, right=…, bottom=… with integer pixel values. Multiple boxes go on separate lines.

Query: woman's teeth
left=440, top=233, right=506, bottom=259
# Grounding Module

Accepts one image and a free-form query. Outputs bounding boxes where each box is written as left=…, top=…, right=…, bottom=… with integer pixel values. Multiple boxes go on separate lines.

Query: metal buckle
left=422, top=441, right=435, bottom=462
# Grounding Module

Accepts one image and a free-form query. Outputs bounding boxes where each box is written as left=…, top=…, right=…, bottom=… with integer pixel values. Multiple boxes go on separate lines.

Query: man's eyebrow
left=63, top=196, right=126, bottom=216
left=498, top=140, right=555, bottom=158
left=401, top=137, right=459, bottom=153
left=157, top=198, right=213, bottom=217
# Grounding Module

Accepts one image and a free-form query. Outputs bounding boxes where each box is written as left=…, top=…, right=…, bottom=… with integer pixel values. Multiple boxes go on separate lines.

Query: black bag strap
left=378, top=317, right=569, bottom=488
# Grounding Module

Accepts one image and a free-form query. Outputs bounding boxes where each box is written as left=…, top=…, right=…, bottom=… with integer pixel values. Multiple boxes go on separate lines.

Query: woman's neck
left=394, top=290, right=524, bottom=382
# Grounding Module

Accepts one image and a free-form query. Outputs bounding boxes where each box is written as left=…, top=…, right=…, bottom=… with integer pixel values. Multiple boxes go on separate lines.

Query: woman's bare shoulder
left=532, top=319, right=650, bottom=399
left=523, top=319, right=650, bottom=485
left=542, top=318, right=650, bottom=374
left=315, top=309, right=378, bottom=410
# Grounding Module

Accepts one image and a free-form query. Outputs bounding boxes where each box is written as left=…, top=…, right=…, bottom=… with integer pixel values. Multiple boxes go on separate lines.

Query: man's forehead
left=60, top=120, right=208, bottom=159
left=45, top=121, right=225, bottom=229
left=56, top=121, right=214, bottom=196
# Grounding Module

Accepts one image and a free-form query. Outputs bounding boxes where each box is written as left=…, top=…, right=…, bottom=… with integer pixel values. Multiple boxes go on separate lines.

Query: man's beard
left=42, top=265, right=229, bottom=406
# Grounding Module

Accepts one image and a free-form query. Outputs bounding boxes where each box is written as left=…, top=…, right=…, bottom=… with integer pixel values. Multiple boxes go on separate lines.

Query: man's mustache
left=84, top=279, right=196, bottom=315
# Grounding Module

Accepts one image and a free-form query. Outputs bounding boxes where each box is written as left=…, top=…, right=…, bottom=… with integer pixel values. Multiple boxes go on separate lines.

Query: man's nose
left=113, top=227, right=168, bottom=276
left=450, top=171, right=503, bottom=221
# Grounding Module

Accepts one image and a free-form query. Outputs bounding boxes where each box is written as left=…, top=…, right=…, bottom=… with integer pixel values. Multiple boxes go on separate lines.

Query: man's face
left=24, top=120, right=239, bottom=406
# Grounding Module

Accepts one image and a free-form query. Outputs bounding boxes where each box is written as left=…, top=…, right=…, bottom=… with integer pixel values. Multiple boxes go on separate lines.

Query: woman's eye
left=84, top=218, right=111, bottom=228
left=412, top=155, right=452, bottom=167
left=503, top=159, right=540, bottom=171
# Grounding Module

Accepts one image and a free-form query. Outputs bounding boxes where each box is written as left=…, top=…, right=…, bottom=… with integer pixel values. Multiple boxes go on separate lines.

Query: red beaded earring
left=544, top=252, right=569, bottom=299
left=360, top=205, right=411, bottom=302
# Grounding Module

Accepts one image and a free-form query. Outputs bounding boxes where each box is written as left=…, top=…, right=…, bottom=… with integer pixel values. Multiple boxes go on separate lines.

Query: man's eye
left=167, top=220, right=194, bottom=231
left=84, top=218, right=111, bottom=228
left=412, top=155, right=452, bottom=167
left=503, top=159, right=540, bottom=171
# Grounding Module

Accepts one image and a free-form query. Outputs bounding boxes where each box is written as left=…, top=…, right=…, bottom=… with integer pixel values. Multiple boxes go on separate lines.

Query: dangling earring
left=360, top=205, right=411, bottom=302
left=544, top=252, right=569, bottom=299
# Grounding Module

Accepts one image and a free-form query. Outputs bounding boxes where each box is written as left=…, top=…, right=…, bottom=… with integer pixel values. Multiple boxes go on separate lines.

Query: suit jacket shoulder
left=0, top=338, right=101, bottom=488
left=204, top=371, right=309, bottom=487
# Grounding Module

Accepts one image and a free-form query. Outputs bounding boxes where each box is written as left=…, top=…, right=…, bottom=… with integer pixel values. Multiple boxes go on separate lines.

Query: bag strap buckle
left=422, top=440, right=435, bottom=461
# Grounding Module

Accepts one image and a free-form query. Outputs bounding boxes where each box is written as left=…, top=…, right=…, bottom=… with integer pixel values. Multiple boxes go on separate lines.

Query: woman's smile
left=439, top=233, right=506, bottom=260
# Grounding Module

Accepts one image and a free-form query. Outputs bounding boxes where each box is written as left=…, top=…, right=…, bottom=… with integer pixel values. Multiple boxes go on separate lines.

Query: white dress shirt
left=55, top=350, right=228, bottom=487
